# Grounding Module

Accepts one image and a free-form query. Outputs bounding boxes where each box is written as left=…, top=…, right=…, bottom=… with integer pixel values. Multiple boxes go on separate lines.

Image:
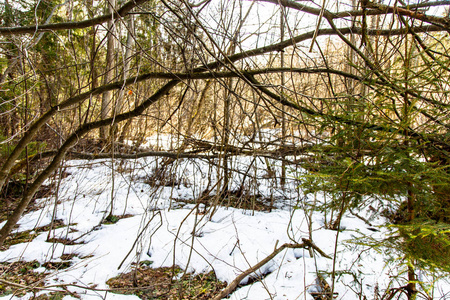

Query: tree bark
left=0, top=80, right=179, bottom=247
left=100, top=0, right=117, bottom=140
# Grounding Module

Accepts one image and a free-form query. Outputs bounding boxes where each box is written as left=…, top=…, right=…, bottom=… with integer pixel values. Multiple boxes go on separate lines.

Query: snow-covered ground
left=0, top=156, right=449, bottom=299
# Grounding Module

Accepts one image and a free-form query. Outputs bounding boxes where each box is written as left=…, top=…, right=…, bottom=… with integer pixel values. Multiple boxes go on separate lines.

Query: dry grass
left=107, top=264, right=226, bottom=299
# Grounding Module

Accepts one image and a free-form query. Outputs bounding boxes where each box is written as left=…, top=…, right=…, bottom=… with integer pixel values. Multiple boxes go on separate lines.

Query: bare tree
left=1, top=2, right=450, bottom=296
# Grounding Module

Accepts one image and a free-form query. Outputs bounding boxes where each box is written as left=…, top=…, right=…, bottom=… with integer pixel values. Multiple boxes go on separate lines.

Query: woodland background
left=1, top=0, right=450, bottom=299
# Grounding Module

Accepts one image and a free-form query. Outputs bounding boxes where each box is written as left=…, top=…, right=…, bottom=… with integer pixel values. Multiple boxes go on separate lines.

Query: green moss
left=1, top=230, right=38, bottom=250
left=34, top=291, right=69, bottom=300
left=0, top=260, right=44, bottom=297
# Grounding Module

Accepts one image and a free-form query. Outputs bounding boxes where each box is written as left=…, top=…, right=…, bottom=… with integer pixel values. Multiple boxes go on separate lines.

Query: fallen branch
left=9, top=142, right=316, bottom=175
left=212, top=238, right=330, bottom=300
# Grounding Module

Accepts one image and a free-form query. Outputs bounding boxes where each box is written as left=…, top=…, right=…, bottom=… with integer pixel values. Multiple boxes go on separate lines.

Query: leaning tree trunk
left=0, top=80, right=179, bottom=247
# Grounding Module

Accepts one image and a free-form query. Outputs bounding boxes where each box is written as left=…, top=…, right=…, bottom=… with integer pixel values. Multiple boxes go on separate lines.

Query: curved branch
left=3, top=0, right=447, bottom=36
left=0, top=80, right=179, bottom=247
left=259, top=0, right=450, bottom=29
left=401, top=1, right=450, bottom=9
left=244, top=73, right=450, bottom=153
left=12, top=143, right=315, bottom=165
left=243, top=73, right=392, bottom=132
left=332, top=17, right=449, bottom=110
left=0, top=0, right=150, bottom=35
left=365, top=1, right=450, bottom=29
left=0, top=25, right=370, bottom=191
left=0, top=22, right=446, bottom=192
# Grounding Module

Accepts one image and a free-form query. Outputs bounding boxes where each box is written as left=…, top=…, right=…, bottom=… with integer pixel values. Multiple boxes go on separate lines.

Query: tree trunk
left=100, top=0, right=117, bottom=140
left=280, top=5, right=286, bottom=187
left=0, top=80, right=179, bottom=247
left=117, top=14, right=134, bottom=117
left=115, top=14, right=134, bottom=141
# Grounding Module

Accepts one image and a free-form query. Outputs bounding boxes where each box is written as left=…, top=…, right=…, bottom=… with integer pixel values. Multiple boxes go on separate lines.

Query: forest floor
left=0, top=154, right=449, bottom=299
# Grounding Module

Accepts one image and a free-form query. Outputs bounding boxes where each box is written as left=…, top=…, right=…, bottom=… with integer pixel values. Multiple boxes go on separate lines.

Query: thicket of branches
left=1, top=0, right=450, bottom=298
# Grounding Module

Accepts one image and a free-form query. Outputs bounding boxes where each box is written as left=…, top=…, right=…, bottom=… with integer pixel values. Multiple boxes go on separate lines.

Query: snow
left=0, top=156, right=449, bottom=300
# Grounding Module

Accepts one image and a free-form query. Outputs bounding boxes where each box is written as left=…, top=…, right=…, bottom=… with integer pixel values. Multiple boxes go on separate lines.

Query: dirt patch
left=42, top=261, right=72, bottom=271
left=46, top=237, right=84, bottom=246
left=0, top=260, right=46, bottom=297
left=175, top=189, right=275, bottom=212
left=139, top=166, right=184, bottom=188
left=221, top=190, right=275, bottom=211
left=0, top=253, right=85, bottom=298
left=34, top=291, right=77, bottom=300
left=102, top=214, right=134, bottom=225
left=107, top=265, right=226, bottom=299
left=0, top=219, right=66, bottom=251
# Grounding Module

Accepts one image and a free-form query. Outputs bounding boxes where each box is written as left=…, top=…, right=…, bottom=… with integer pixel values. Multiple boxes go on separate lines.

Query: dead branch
left=0, top=80, right=178, bottom=247
left=0, top=23, right=444, bottom=193
left=0, top=0, right=151, bottom=35
left=212, top=238, right=330, bottom=300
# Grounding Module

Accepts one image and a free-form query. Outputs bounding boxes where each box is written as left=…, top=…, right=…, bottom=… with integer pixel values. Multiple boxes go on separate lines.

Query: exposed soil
left=0, top=259, right=78, bottom=299
left=107, top=265, right=226, bottom=299
left=174, top=189, right=276, bottom=212
left=220, top=190, right=276, bottom=211
left=34, top=291, right=78, bottom=300
left=102, top=214, right=134, bottom=225
left=0, top=260, right=47, bottom=297
left=139, top=166, right=184, bottom=188
left=0, top=219, right=66, bottom=251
